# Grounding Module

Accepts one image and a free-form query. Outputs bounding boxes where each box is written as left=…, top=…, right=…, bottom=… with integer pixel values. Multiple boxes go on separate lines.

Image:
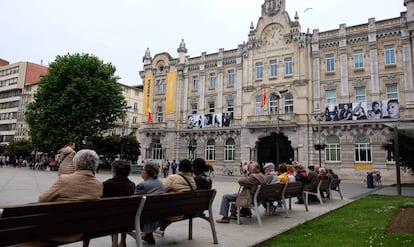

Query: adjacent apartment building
left=0, top=59, right=144, bottom=150
left=139, top=0, right=414, bottom=181
left=0, top=59, right=48, bottom=143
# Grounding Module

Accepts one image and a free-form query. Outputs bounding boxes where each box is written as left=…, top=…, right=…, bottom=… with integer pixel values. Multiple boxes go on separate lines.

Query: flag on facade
left=147, top=109, right=152, bottom=124
left=261, top=88, right=267, bottom=108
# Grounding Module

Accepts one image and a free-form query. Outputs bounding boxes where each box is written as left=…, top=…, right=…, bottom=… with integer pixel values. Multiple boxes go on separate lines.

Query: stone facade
left=139, top=0, right=414, bottom=181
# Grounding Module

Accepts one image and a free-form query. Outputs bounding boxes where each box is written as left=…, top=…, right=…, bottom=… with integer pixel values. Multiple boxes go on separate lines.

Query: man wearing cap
left=263, top=162, right=278, bottom=184
left=216, top=161, right=271, bottom=223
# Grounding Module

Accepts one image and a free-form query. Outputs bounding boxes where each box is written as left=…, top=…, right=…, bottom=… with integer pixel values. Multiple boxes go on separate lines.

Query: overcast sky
left=2, top=0, right=406, bottom=86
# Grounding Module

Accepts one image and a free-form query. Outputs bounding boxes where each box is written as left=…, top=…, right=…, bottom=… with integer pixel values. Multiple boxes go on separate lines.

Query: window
left=284, top=93, right=293, bottom=113
left=192, top=75, right=199, bottom=90
left=227, top=99, right=234, bottom=113
left=386, top=84, right=398, bottom=100
left=209, top=72, right=216, bottom=88
left=152, top=142, right=163, bottom=160
left=256, top=62, right=263, bottom=79
left=156, top=106, right=163, bottom=123
left=191, top=103, right=198, bottom=114
left=355, top=87, right=366, bottom=102
left=269, top=59, right=277, bottom=78
left=326, top=54, right=335, bottom=72
left=228, top=69, right=235, bottom=86
left=355, top=135, right=372, bottom=162
left=354, top=50, right=364, bottom=69
left=256, top=94, right=265, bottom=115
left=284, top=57, right=293, bottom=75
left=269, top=93, right=279, bottom=115
left=326, top=136, right=341, bottom=162
left=385, top=45, right=396, bottom=65
left=155, top=79, right=166, bottom=93
left=208, top=101, right=215, bottom=113
left=326, top=90, right=337, bottom=105
left=205, top=139, right=216, bottom=161
left=133, top=103, right=138, bottom=111
left=132, top=117, right=137, bottom=124
left=224, top=138, right=235, bottom=161
left=188, top=139, right=197, bottom=161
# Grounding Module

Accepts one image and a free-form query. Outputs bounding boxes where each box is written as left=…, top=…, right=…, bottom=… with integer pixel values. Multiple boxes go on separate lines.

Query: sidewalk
left=0, top=166, right=413, bottom=247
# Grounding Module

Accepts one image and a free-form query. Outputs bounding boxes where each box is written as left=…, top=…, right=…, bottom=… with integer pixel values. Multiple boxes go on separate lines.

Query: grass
left=256, top=195, right=414, bottom=247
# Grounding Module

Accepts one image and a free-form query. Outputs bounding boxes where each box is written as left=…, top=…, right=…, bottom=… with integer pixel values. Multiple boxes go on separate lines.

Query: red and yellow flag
left=261, top=88, right=267, bottom=108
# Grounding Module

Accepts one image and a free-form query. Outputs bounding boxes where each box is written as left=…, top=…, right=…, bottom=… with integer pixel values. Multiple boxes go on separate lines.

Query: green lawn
left=257, top=195, right=414, bottom=247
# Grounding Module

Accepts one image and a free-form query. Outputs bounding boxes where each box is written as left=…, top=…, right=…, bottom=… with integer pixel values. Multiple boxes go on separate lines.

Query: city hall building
left=139, top=0, right=414, bottom=181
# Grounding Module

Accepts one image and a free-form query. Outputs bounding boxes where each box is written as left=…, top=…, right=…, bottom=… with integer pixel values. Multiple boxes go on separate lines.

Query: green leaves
left=26, top=53, right=126, bottom=152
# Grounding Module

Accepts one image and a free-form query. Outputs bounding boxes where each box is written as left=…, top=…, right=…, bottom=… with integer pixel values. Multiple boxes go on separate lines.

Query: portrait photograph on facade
left=187, top=112, right=233, bottom=129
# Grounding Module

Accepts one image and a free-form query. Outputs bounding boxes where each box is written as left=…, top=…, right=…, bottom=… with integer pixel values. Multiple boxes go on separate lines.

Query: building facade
left=140, top=0, right=414, bottom=181
left=111, top=83, right=144, bottom=143
left=0, top=59, right=48, bottom=143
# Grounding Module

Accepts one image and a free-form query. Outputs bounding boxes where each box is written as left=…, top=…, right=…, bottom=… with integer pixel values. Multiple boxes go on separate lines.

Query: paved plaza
left=1, top=166, right=413, bottom=247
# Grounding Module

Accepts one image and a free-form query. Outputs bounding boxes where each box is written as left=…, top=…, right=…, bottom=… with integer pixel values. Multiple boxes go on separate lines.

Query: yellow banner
left=354, top=163, right=373, bottom=170
left=143, top=75, right=153, bottom=115
left=206, top=161, right=216, bottom=166
left=166, top=72, right=176, bottom=114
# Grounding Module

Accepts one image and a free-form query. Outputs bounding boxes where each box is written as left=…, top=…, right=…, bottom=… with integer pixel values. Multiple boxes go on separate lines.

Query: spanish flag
left=261, top=88, right=267, bottom=108
left=147, top=109, right=153, bottom=124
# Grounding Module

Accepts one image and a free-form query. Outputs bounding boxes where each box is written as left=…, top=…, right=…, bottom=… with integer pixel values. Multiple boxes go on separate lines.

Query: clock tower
left=261, top=0, right=285, bottom=17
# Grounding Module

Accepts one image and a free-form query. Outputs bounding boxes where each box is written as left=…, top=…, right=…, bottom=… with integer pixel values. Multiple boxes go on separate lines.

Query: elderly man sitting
left=216, top=161, right=271, bottom=223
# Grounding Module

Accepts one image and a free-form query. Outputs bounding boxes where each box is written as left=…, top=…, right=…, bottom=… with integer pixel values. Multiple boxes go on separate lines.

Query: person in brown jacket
left=216, top=161, right=271, bottom=223
left=38, top=149, right=103, bottom=246
left=57, top=142, right=76, bottom=176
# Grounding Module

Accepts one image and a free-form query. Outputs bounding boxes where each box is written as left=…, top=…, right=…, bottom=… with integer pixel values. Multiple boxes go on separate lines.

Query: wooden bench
left=234, top=183, right=285, bottom=227
left=281, top=181, right=308, bottom=214
left=330, top=178, right=343, bottom=200
left=0, top=189, right=218, bottom=247
left=135, top=189, right=218, bottom=246
left=234, top=182, right=308, bottom=227
left=304, top=178, right=332, bottom=207
left=0, top=195, right=145, bottom=247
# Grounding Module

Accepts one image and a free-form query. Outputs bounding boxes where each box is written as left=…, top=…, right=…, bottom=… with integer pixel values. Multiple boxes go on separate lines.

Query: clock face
left=262, top=25, right=283, bottom=47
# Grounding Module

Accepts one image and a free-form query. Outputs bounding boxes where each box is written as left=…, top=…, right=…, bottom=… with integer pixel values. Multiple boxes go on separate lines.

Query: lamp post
left=314, top=113, right=326, bottom=167
left=120, top=106, right=132, bottom=159
left=275, top=89, right=289, bottom=165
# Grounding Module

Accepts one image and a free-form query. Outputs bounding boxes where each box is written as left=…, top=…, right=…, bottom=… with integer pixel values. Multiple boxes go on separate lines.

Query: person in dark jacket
left=103, top=160, right=135, bottom=247
left=193, top=158, right=212, bottom=190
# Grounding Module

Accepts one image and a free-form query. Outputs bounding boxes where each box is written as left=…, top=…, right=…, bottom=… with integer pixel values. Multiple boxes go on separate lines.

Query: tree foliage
left=384, top=131, right=414, bottom=173
left=26, top=53, right=126, bottom=152
left=85, top=134, right=141, bottom=163
left=6, top=139, right=34, bottom=158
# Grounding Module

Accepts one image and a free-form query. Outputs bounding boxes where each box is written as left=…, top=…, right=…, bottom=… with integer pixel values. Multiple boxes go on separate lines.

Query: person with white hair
left=38, top=149, right=103, bottom=245
left=39, top=149, right=102, bottom=202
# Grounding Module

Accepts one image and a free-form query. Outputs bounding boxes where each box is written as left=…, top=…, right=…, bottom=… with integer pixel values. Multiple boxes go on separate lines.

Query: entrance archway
left=257, top=132, right=293, bottom=166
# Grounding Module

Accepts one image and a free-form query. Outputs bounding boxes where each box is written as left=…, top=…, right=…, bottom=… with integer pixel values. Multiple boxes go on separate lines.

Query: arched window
left=188, top=139, right=197, bottom=161
left=156, top=106, right=163, bottom=123
left=326, top=135, right=341, bottom=162
left=224, top=138, right=235, bottom=161
left=284, top=93, right=293, bottom=113
left=269, top=93, right=279, bottom=115
left=354, top=135, right=371, bottom=162
left=205, top=139, right=215, bottom=161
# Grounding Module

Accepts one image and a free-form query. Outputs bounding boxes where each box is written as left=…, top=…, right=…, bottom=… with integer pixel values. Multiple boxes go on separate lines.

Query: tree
left=85, top=134, right=141, bottom=163
left=383, top=131, right=414, bottom=173
left=6, top=139, right=34, bottom=158
left=26, top=53, right=126, bottom=152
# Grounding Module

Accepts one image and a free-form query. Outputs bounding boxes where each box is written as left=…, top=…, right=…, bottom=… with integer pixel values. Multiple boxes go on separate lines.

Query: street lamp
left=120, top=106, right=132, bottom=159
left=275, top=89, right=289, bottom=165
left=314, top=113, right=326, bottom=167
